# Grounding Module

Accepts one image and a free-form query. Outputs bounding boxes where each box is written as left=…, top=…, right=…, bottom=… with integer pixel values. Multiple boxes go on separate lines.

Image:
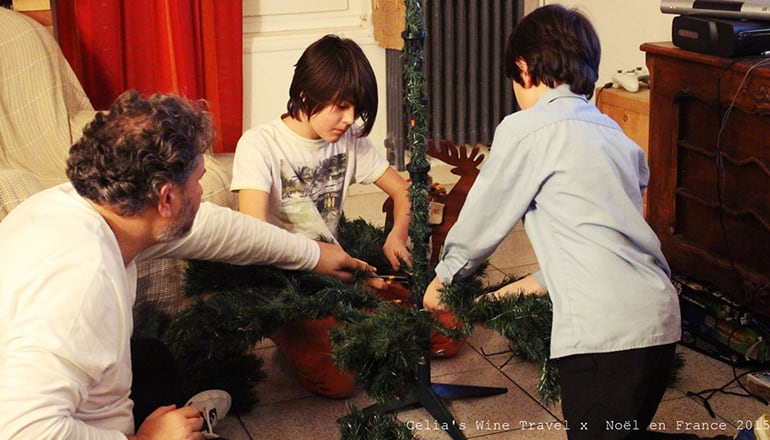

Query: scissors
left=371, top=274, right=411, bottom=286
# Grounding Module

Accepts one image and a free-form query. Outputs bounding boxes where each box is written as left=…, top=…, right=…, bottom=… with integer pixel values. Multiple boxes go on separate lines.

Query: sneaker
left=185, top=389, right=232, bottom=439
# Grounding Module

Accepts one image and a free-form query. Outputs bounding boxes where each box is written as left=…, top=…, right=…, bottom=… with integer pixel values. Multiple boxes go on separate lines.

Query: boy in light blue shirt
left=423, top=5, right=692, bottom=439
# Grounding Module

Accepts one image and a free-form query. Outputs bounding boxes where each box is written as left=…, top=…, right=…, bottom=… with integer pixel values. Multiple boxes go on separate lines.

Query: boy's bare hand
left=383, top=232, right=412, bottom=270
left=422, top=276, right=448, bottom=311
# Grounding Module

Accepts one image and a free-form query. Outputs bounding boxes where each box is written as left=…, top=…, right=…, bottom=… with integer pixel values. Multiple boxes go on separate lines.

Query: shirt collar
left=539, top=84, right=589, bottom=106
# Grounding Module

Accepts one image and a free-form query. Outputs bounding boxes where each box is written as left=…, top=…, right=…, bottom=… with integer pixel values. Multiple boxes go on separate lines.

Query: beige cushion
left=0, top=8, right=94, bottom=188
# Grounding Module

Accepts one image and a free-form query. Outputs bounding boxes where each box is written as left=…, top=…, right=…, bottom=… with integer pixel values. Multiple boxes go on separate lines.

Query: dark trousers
left=556, top=343, right=692, bottom=440
left=130, top=336, right=184, bottom=431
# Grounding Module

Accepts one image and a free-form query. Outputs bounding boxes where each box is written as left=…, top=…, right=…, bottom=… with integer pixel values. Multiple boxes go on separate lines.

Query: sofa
left=0, top=7, right=236, bottom=313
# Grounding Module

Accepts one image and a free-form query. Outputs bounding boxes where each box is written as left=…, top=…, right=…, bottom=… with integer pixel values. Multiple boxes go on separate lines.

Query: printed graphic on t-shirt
left=279, top=153, right=348, bottom=238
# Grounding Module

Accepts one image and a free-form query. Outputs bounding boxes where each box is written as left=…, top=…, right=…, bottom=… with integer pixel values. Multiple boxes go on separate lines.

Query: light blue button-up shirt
left=435, top=85, right=681, bottom=359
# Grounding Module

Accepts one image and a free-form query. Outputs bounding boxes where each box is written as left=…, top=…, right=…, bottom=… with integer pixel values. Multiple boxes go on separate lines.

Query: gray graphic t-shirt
left=231, top=118, right=390, bottom=242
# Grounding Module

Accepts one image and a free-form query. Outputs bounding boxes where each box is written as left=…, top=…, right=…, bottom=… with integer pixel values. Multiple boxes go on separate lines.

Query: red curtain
left=55, top=0, right=242, bottom=153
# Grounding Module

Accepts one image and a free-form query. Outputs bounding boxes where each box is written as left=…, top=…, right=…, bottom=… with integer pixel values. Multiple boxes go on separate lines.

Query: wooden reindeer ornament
left=383, top=139, right=485, bottom=266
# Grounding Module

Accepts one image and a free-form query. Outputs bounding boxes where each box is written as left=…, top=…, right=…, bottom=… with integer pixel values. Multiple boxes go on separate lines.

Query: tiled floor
left=213, top=164, right=768, bottom=440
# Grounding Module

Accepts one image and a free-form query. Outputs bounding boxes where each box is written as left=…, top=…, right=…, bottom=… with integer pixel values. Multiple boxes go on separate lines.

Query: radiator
left=425, top=0, right=520, bottom=147
left=385, top=1, right=521, bottom=169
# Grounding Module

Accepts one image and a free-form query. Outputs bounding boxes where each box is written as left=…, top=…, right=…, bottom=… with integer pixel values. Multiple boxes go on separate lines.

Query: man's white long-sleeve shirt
left=0, top=183, right=319, bottom=439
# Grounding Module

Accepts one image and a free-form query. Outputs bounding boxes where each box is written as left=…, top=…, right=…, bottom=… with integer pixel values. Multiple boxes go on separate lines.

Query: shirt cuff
left=434, top=250, right=475, bottom=285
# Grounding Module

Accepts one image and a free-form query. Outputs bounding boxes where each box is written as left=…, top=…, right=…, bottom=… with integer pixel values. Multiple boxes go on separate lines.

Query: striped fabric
left=0, top=8, right=235, bottom=309
left=0, top=7, right=94, bottom=190
left=0, top=168, right=43, bottom=219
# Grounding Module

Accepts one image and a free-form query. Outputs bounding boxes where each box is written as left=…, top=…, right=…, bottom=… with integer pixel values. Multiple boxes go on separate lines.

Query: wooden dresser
left=641, top=42, right=770, bottom=316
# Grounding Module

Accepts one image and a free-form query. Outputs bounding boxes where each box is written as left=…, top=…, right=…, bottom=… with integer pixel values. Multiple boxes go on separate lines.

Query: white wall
left=242, top=1, right=675, bottom=155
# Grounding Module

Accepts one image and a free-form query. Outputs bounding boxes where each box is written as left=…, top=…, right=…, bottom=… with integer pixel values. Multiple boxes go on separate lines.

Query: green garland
left=143, top=259, right=381, bottom=410
left=137, top=216, right=554, bottom=402
left=403, top=0, right=431, bottom=303
left=330, top=302, right=434, bottom=403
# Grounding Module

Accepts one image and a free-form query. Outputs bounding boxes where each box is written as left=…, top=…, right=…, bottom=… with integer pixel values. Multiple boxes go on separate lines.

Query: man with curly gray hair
left=0, top=90, right=381, bottom=440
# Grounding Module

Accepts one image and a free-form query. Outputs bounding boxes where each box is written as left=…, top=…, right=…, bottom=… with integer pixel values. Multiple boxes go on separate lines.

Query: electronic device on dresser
left=662, top=0, right=770, bottom=57
left=661, top=0, right=770, bottom=21
left=672, top=15, right=770, bottom=56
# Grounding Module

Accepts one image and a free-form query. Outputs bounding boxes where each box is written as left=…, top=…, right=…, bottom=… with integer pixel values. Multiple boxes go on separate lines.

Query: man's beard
left=155, top=195, right=196, bottom=242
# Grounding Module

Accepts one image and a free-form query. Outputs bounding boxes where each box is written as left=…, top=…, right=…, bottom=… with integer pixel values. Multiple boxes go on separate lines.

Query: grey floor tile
left=343, top=190, right=389, bottom=228
left=430, top=341, right=493, bottom=377
left=487, top=229, right=538, bottom=269
left=239, top=394, right=372, bottom=440
left=215, top=415, right=251, bottom=440
left=673, top=345, right=747, bottom=395
left=467, top=326, right=515, bottom=360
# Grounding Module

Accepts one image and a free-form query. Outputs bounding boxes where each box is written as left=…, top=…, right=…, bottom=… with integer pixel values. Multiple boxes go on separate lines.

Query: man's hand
left=314, top=242, right=386, bottom=289
left=422, top=276, right=448, bottom=311
left=130, top=404, right=204, bottom=440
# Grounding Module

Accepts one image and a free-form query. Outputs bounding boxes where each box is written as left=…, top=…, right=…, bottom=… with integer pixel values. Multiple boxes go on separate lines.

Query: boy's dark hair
left=66, top=90, right=213, bottom=216
left=504, top=4, right=600, bottom=99
left=286, top=34, right=378, bottom=137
